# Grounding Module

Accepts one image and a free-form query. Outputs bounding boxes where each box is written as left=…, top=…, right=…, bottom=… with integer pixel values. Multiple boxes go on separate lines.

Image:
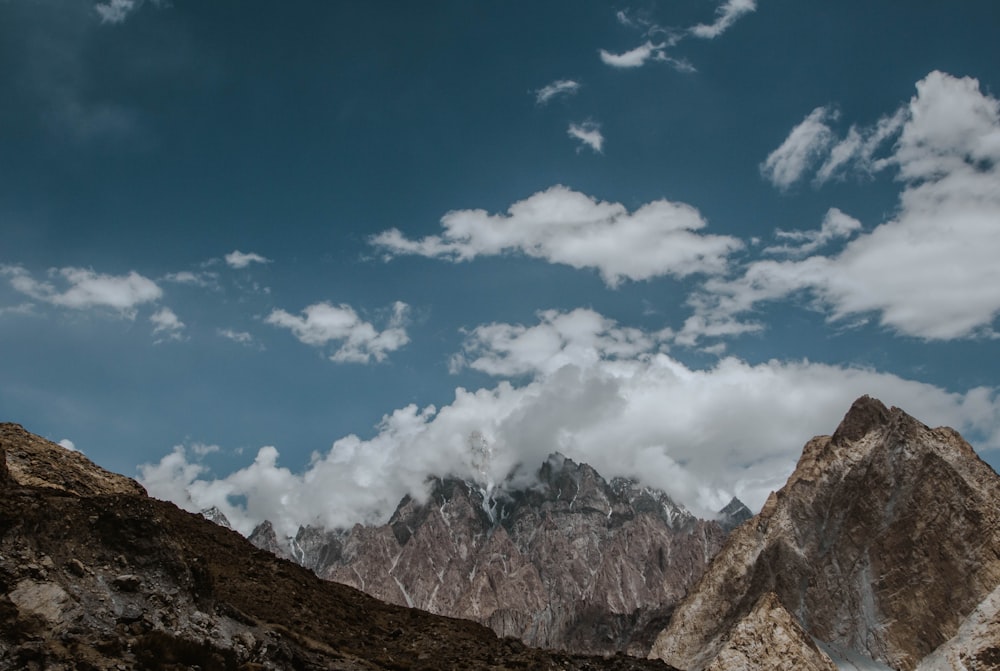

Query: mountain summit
left=647, top=396, right=1000, bottom=671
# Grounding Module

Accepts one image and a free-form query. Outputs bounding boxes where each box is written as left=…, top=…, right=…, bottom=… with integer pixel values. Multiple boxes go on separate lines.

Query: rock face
left=250, top=454, right=733, bottom=656
left=704, top=593, right=838, bottom=671
left=0, top=422, right=677, bottom=670
left=648, top=396, right=1000, bottom=671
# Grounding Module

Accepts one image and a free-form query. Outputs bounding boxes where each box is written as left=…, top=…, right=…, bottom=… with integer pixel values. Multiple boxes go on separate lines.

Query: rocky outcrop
left=0, top=423, right=145, bottom=497
left=252, top=454, right=734, bottom=655
left=648, top=396, right=1000, bottom=671
left=704, top=593, right=838, bottom=671
left=0, top=423, right=677, bottom=670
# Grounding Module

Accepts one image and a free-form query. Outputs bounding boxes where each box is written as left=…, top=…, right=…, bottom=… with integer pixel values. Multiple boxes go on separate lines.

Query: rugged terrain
left=247, top=453, right=749, bottom=655
left=647, top=396, right=1000, bottom=671
left=0, top=422, right=677, bottom=670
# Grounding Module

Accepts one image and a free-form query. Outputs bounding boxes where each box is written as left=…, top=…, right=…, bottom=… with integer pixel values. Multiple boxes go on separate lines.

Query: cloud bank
left=141, top=307, right=1000, bottom=539
left=371, top=185, right=743, bottom=287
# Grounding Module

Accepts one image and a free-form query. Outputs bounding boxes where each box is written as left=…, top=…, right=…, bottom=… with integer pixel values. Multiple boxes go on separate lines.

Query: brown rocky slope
left=0, top=422, right=675, bottom=670
left=647, top=396, right=1000, bottom=671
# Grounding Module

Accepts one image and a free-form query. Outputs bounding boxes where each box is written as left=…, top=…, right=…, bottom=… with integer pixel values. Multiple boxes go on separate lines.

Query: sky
left=2, top=0, right=1000, bottom=537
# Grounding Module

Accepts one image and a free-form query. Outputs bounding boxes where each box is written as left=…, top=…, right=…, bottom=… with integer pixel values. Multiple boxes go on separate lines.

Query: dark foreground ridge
left=0, top=423, right=674, bottom=671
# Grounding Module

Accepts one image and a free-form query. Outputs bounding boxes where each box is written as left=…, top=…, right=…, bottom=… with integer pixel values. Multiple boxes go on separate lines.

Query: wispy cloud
left=266, top=301, right=410, bottom=364
left=567, top=121, right=604, bottom=153
left=599, top=41, right=665, bottom=68
left=764, top=208, right=862, bottom=257
left=690, top=0, right=757, bottom=39
left=535, top=79, right=581, bottom=105
left=2, top=265, right=162, bottom=318
left=150, top=307, right=186, bottom=342
left=371, top=185, right=742, bottom=287
left=94, top=0, right=138, bottom=24
left=760, top=106, right=836, bottom=190
left=224, top=250, right=271, bottom=269
left=218, top=328, right=257, bottom=346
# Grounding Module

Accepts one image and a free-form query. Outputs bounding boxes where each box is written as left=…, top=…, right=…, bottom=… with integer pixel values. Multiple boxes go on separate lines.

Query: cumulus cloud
left=2, top=265, right=162, bottom=318
left=140, top=308, right=1000, bottom=538
left=535, top=79, right=581, bottom=105
left=760, top=106, right=836, bottom=190
left=224, top=250, right=271, bottom=269
left=704, top=71, right=1000, bottom=340
left=266, top=301, right=410, bottom=363
left=567, top=121, right=604, bottom=153
left=150, top=307, right=185, bottom=341
left=371, top=185, right=743, bottom=287
left=450, top=308, right=671, bottom=377
left=690, top=0, right=757, bottom=39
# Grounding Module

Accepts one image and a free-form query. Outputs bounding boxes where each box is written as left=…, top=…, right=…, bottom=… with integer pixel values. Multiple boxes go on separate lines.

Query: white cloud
left=535, top=79, right=581, bottom=105
left=567, top=121, right=604, bottom=153
left=95, top=0, right=137, bottom=24
left=814, top=109, right=906, bottom=184
left=266, top=301, right=410, bottom=364
left=599, top=41, right=674, bottom=69
left=150, top=307, right=185, bottom=341
left=163, top=270, right=218, bottom=288
left=451, top=308, right=670, bottom=377
left=224, top=250, right=271, bottom=269
left=58, top=439, right=77, bottom=452
left=218, top=328, right=256, bottom=346
left=371, top=185, right=743, bottom=287
left=760, top=106, right=836, bottom=190
left=764, top=208, right=863, bottom=257
left=140, top=308, right=1000, bottom=538
left=690, top=0, right=757, bottom=39
left=2, top=265, right=162, bottom=318
left=705, top=72, right=1000, bottom=340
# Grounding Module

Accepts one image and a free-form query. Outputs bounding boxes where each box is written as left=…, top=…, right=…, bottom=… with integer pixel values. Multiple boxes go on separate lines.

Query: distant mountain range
left=2, top=395, right=998, bottom=669
left=243, top=453, right=751, bottom=654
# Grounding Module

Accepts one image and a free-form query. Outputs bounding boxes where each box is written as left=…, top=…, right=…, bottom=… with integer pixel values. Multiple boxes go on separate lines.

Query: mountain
left=249, top=453, right=741, bottom=656
left=647, top=396, right=1000, bottom=671
left=0, top=422, right=677, bottom=670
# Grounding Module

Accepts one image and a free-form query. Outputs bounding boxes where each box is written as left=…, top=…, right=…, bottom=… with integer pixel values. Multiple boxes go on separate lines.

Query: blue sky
left=3, top=0, right=1000, bottom=534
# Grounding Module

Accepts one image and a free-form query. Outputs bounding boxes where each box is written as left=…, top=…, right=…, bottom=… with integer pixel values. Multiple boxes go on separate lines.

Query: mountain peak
left=830, top=394, right=892, bottom=446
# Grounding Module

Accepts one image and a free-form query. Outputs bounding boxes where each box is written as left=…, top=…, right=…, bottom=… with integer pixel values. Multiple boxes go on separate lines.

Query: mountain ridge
left=244, top=452, right=748, bottom=655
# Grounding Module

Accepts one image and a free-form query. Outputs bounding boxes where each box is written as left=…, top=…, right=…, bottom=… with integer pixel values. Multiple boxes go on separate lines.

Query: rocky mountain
left=0, top=422, right=677, bottom=670
left=647, top=396, right=1000, bottom=671
left=248, top=453, right=748, bottom=656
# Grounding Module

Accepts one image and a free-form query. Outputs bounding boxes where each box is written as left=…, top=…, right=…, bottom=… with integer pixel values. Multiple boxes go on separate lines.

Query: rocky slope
left=647, top=396, right=1000, bottom=671
left=0, top=422, right=677, bottom=670
left=248, top=453, right=749, bottom=656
